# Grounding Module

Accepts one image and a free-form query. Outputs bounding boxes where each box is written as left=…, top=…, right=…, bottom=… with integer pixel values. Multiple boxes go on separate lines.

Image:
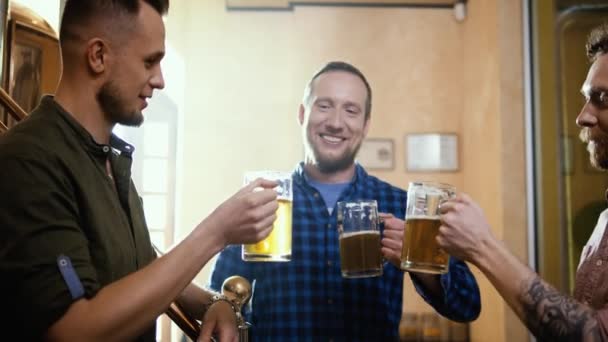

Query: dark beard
left=313, top=143, right=362, bottom=174
left=97, top=80, right=144, bottom=127
left=580, top=128, right=608, bottom=170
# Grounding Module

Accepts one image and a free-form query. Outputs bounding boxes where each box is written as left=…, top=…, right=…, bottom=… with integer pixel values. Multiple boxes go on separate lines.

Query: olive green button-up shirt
left=0, top=96, right=156, bottom=341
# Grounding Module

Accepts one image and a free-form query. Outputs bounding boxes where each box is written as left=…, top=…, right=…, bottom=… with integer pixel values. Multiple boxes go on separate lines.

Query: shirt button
left=327, top=260, right=332, bottom=266
left=327, top=223, right=331, bottom=229
left=102, top=146, right=110, bottom=153
left=327, top=298, right=333, bottom=304
left=314, top=193, right=319, bottom=198
left=597, top=260, right=603, bottom=266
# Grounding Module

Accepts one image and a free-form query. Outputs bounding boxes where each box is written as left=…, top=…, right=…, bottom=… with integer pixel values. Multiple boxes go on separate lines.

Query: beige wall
left=461, top=1, right=528, bottom=341
left=165, top=1, right=529, bottom=341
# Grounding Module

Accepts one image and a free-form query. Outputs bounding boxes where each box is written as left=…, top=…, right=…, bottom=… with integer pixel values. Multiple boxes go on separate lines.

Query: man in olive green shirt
left=0, top=1, right=279, bottom=341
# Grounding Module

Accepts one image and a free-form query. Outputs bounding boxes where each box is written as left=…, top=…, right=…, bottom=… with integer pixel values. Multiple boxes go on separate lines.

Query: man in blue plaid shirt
left=209, top=61, right=481, bottom=341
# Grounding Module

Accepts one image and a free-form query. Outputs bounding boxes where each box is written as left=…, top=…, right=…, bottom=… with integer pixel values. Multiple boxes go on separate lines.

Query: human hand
left=203, top=178, right=279, bottom=247
left=437, top=193, right=495, bottom=265
left=379, top=213, right=404, bottom=268
left=198, top=300, right=237, bottom=342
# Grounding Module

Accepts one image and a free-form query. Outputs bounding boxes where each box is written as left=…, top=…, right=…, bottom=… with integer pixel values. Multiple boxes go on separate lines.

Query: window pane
left=143, top=159, right=168, bottom=193
left=150, top=230, right=165, bottom=252
left=143, top=195, right=167, bottom=230
left=144, top=122, right=169, bottom=157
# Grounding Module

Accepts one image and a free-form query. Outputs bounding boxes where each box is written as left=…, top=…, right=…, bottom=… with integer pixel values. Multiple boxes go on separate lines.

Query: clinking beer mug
left=242, top=171, right=293, bottom=262
left=400, top=182, right=455, bottom=274
left=337, top=200, right=383, bottom=278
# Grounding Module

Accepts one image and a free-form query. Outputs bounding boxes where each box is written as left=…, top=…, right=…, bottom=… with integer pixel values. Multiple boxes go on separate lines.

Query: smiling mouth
left=320, top=134, right=345, bottom=144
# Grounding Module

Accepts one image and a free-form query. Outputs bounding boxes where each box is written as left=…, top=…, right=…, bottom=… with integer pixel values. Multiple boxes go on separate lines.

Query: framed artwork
left=9, top=40, right=42, bottom=113
left=405, top=133, right=459, bottom=172
left=357, top=138, right=395, bottom=170
left=2, top=11, right=60, bottom=127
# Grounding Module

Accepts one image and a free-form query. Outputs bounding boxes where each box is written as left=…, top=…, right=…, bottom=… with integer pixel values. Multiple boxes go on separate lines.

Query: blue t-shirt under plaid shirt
left=209, top=163, right=481, bottom=341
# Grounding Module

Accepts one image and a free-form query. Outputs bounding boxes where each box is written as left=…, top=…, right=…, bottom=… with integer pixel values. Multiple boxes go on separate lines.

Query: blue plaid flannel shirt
left=210, top=163, right=480, bottom=341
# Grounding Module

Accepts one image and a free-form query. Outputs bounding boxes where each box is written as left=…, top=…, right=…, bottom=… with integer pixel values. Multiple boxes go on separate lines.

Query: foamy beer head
left=242, top=171, right=293, bottom=262
left=337, top=200, right=383, bottom=278
left=401, top=182, right=455, bottom=274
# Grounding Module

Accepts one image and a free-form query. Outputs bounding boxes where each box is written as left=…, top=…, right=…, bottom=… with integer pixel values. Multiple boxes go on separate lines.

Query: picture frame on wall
left=357, top=138, right=394, bottom=170
left=405, top=133, right=459, bottom=172
left=2, top=7, right=60, bottom=128
left=9, top=39, right=42, bottom=113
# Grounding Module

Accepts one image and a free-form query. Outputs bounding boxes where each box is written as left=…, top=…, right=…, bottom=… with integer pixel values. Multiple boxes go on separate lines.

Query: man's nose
left=326, top=110, right=344, bottom=129
left=576, top=102, right=598, bottom=128
left=151, top=68, right=165, bottom=90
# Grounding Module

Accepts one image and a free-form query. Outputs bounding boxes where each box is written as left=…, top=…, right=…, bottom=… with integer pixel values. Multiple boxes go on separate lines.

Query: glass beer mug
left=337, top=200, right=383, bottom=278
left=242, top=171, right=293, bottom=262
left=400, top=182, right=455, bottom=274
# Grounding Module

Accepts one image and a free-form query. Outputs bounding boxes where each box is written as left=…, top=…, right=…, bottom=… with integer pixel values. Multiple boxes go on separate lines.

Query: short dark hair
left=60, top=0, right=169, bottom=44
left=303, top=61, right=372, bottom=120
left=586, top=23, right=608, bottom=62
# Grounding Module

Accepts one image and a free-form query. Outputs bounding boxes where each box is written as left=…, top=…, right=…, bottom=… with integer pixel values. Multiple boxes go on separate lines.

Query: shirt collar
left=293, top=162, right=368, bottom=187
left=38, top=95, right=135, bottom=157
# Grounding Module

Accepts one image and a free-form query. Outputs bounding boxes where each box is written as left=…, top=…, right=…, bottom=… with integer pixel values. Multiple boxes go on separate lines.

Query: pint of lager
left=242, top=171, right=293, bottom=262
left=337, top=200, right=383, bottom=278
left=400, top=182, right=455, bottom=274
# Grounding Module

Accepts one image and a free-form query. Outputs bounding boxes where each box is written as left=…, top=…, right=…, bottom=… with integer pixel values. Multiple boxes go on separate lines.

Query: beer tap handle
left=221, top=275, right=253, bottom=339
left=153, top=244, right=244, bottom=341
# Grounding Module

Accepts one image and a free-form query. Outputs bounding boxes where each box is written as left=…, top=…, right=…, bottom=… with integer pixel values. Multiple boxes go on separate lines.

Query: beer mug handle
left=377, top=212, right=393, bottom=264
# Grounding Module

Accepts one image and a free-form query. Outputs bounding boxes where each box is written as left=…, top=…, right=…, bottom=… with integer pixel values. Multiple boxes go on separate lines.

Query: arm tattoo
left=521, top=276, right=601, bottom=342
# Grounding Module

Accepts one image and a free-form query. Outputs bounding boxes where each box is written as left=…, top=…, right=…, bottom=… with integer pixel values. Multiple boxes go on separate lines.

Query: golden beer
left=401, top=217, right=449, bottom=274
left=243, top=199, right=292, bottom=261
left=339, top=230, right=383, bottom=278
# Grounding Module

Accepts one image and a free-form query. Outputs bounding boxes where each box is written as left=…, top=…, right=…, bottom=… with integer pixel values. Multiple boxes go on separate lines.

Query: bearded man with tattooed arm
left=437, top=23, right=608, bottom=342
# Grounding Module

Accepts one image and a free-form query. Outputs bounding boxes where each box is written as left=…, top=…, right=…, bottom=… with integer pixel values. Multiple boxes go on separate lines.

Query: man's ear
left=86, top=38, right=109, bottom=75
left=298, top=104, right=305, bottom=125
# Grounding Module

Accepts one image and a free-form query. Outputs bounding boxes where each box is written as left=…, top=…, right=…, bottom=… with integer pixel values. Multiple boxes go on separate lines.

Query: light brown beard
left=306, top=135, right=362, bottom=174
left=315, top=148, right=358, bottom=174
left=580, top=127, right=608, bottom=170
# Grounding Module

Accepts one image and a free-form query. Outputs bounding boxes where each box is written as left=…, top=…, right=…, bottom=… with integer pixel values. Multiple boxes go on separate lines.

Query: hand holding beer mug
left=242, top=171, right=293, bottom=262
left=337, top=200, right=383, bottom=278
left=401, top=182, right=455, bottom=274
